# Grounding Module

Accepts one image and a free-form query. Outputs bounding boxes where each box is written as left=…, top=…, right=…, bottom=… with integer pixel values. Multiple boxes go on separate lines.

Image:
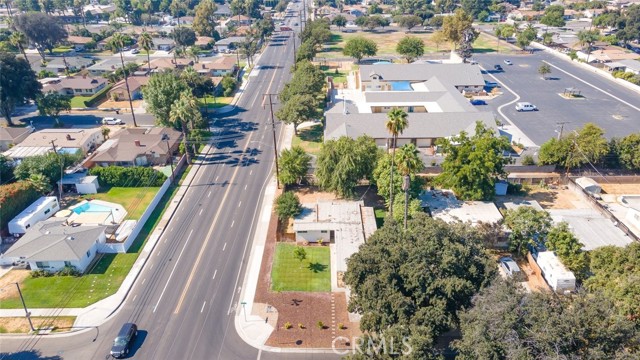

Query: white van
left=515, top=102, right=538, bottom=112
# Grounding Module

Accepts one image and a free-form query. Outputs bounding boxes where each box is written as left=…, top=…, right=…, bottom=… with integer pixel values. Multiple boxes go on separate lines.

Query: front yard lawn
left=82, top=187, right=160, bottom=220
left=197, top=95, right=233, bottom=108
left=292, top=124, right=323, bottom=156
left=271, top=243, right=331, bottom=292
left=70, top=96, right=91, bottom=108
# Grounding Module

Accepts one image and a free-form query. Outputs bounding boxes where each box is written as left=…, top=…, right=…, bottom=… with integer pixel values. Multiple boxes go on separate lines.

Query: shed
left=575, top=177, right=601, bottom=195
left=58, top=173, right=100, bottom=194
left=535, top=251, right=576, bottom=293
left=495, top=181, right=508, bottom=196
left=8, top=197, right=60, bottom=235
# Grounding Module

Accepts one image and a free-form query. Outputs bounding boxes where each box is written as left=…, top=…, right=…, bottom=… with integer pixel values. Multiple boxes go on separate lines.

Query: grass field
left=0, top=171, right=189, bottom=309
left=197, top=95, right=233, bottom=108
left=82, top=187, right=160, bottom=220
left=319, top=30, right=517, bottom=58
left=374, top=208, right=387, bottom=228
left=320, top=65, right=347, bottom=83
left=271, top=243, right=331, bottom=292
left=292, top=124, right=323, bottom=156
left=70, top=96, right=91, bottom=108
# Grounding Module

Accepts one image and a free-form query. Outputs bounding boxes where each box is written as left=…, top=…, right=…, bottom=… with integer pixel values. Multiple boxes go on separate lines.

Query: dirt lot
left=0, top=270, right=30, bottom=301
left=292, top=185, right=384, bottom=208
left=599, top=183, right=640, bottom=195
left=0, top=317, right=76, bottom=333
left=498, top=185, right=589, bottom=210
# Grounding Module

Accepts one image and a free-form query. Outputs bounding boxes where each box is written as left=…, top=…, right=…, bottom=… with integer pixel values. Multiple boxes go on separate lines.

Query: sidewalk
left=0, top=143, right=216, bottom=333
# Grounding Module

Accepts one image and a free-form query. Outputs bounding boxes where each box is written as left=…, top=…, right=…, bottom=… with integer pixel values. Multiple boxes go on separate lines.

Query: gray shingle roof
left=2, top=219, right=105, bottom=262
left=359, top=63, right=485, bottom=87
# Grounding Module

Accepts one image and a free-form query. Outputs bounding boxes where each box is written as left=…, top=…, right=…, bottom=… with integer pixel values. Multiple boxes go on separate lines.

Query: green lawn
left=70, top=96, right=91, bottom=108
left=82, top=187, right=160, bottom=220
left=320, top=65, right=347, bottom=84
left=0, top=172, right=189, bottom=309
left=374, top=208, right=387, bottom=228
left=292, top=124, right=323, bottom=156
left=197, top=95, right=233, bottom=108
left=271, top=243, right=331, bottom=292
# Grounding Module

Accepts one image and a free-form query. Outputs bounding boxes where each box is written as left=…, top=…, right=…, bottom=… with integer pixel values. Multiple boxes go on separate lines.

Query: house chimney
left=135, top=140, right=141, bottom=147
left=66, top=134, right=72, bottom=140
left=202, top=64, right=205, bottom=69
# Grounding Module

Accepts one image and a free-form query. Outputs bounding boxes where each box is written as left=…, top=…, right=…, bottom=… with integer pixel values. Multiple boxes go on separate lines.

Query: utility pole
left=291, top=28, right=297, bottom=70
left=263, top=94, right=280, bottom=189
left=15, top=282, right=34, bottom=332
left=163, top=134, right=174, bottom=183
left=556, top=121, right=570, bottom=140
left=50, top=139, right=63, bottom=203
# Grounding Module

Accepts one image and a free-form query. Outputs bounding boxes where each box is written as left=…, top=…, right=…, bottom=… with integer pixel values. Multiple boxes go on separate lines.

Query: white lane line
left=543, top=60, right=640, bottom=112
left=142, top=278, right=146, bottom=285
left=215, top=176, right=219, bottom=182
left=257, top=349, right=262, bottom=360
left=238, top=201, right=242, bottom=207
left=480, top=66, right=520, bottom=127
left=156, top=251, right=161, bottom=257
left=200, top=301, right=207, bottom=313
left=244, top=185, right=247, bottom=190
left=153, top=229, right=194, bottom=313
left=212, top=269, right=217, bottom=280
left=208, top=191, right=211, bottom=198
left=249, top=170, right=253, bottom=176
left=164, top=238, right=167, bottom=244
left=231, top=220, right=235, bottom=228
left=149, top=264, right=154, bottom=270
left=223, top=242, right=227, bottom=251
left=199, top=208, right=203, bottom=216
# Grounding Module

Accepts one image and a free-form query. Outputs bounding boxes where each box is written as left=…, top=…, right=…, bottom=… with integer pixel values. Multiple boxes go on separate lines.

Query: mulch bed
left=253, top=195, right=361, bottom=349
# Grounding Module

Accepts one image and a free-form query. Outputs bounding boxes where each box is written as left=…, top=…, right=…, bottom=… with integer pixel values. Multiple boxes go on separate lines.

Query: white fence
left=99, top=155, right=187, bottom=253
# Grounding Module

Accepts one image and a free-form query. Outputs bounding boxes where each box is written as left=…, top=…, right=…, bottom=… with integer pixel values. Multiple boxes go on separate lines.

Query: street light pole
left=163, top=134, right=174, bottom=183
left=264, top=94, right=280, bottom=189
left=15, top=282, right=35, bottom=332
left=402, top=175, right=410, bottom=230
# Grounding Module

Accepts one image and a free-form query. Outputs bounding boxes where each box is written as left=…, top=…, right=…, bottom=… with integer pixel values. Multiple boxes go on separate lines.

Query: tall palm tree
left=385, top=107, right=408, bottom=217
left=187, top=45, right=200, bottom=63
left=169, top=91, right=202, bottom=164
left=138, top=31, right=153, bottom=73
left=109, top=33, right=138, bottom=127
left=9, top=31, right=29, bottom=62
left=396, top=143, right=422, bottom=177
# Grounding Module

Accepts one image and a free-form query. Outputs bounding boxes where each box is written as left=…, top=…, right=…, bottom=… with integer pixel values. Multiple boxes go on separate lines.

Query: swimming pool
left=391, top=81, right=412, bottom=91
left=72, top=202, right=115, bottom=214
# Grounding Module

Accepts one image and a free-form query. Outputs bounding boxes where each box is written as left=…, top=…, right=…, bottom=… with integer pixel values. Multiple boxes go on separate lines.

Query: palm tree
left=9, top=31, right=29, bottom=62
left=138, top=31, right=153, bottom=74
left=169, top=91, right=202, bottom=164
left=109, top=33, right=138, bottom=127
left=396, top=143, right=422, bottom=177
left=187, top=45, right=200, bottom=63
left=180, top=66, right=207, bottom=109
left=385, top=107, right=408, bottom=217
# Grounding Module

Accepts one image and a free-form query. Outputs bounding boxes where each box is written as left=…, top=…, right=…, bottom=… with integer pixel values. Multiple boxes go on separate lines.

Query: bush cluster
left=89, top=166, right=166, bottom=187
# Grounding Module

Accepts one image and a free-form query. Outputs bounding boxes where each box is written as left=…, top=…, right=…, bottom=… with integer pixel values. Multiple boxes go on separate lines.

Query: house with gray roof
left=33, top=57, right=95, bottom=74
left=152, top=37, right=175, bottom=51
left=1, top=219, right=107, bottom=273
left=214, top=36, right=246, bottom=52
left=0, top=126, right=34, bottom=151
left=326, top=63, right=498, bottom=149
left=87, top=58, right=141, bottom=76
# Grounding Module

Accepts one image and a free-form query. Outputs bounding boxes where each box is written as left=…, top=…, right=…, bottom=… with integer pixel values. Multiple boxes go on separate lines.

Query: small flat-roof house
left=293, top=201, right=377, bottom=286
left=3, top=128, right=103, bottom=161
left=87, top=58, right=140, bottom=76
left=8, top=197, right=60, bottom=235
left=1, top=219, right=107, bottom=273
left=535, top=251, right=576, bottom=293
left=35, top=57, right=94, bottom=74
left=196, top=56, right=238, bottom=76
left=619, top=195, right=640, bottom=230
left=83, top=127, right=182, bottom=168
left=0, top=126, right=34, bottom=151
left=109, top=76, right=150, bottom=101
left=42, top=76, right=108, bottom=97
left=59, top=173, right=100, bottom=194
left=66, top=36, right=94, bottom=51
left=420, top=190, right=504, bottom=225
left=214, top=36, right=246, bottom=52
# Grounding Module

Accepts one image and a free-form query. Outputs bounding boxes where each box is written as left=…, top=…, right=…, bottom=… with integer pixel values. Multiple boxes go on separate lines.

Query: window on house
left=25, top=224, right=30, bottom=229
left=36, top=261, right=49, bottom=268
left=298, top=231, right=308, bottom=233
left=86, top=250, right=91, bottom=258
left=320, top=230, right=327, bottom=233
left=75, top=89, right=82, bottom=93
left=44, top=209, right=50, bottom=215
left=64, top=261, right=72, bottom=267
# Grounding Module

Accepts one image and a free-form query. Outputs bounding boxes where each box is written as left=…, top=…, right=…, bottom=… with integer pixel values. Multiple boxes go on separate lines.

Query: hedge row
left=0, top=181, right=40, bottom=230
left=89, top=166, right=166, bottom=187
left=84, top=84, right=113, bottom=107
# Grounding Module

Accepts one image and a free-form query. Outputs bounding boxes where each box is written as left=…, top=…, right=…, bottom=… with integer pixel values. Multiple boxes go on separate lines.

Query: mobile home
left=536, top=251, right=576, bottom=293
left=8, top=197, right=60, bottom=235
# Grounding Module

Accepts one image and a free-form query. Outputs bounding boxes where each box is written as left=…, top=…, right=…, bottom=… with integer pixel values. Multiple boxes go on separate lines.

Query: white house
left=1, top=219, right=106, bottom=273
left=619, top=195, right=640, bottom=230
left=8, top=197, right=60, bottom=235
left=535, top=251, right=576, bottom=293
left=58, top=173, right=100, bottom=194
left=420, top=190, right=504, bottom=226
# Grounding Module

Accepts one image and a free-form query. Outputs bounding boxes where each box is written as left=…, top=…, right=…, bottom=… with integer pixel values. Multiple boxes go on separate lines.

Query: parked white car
left=515, top=102, right=538, bottom=112
left=102, top=117, right=123, bottom=125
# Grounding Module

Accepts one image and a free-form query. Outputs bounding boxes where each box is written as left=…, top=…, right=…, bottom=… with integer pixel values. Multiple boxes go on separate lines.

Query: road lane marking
left=133, top=294, right=137, bottom=302
left=149, top=264, right=153, bottom=270
left=142, top=278, right=146, bottom=285
left=173, top=132, right=256, bottom=315
left=543, top=60, right=640, bottom=112
left=245, top=185, right=247, bottom=190
left=212, top=270, right=217, bottom=280
left=215, top=176, right=219, bottom=182
left=208, top=191, right=211, bottom=198
left=223, top=242, right=227, bottom=251
left=231, top=220, right=235, bottom=228
left=249, top=170, right=253, bottom=176
left=153, top=229, right=194, bottom=313
left=238, top=201, right=242, bottom=207
left=201, top=301, right=206, bottom=313
left=199, top=208, right=203, bottom=216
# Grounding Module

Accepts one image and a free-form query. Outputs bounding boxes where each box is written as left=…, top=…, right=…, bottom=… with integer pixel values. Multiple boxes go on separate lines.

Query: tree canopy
left=193, top=0, right=218, bottom=37
left=540, top=4, right=566, bottom=27
left=275, top=191, right=301, bottom=222
left=545, top=221, right=589, bottom=280
left=142, top=71, right=189, bottom=126
left=441, top=9, right=477, bottom=48
left=275, top=94, right=318, bottom=135
left=36, top=91, right=71, bottom=122
left=345, top=213, right=495, bottom=358
left=315, top=136, right=381, bottom=198
left=278, top=60, right=325, bottom=103
left=342, top=36, right=378, bottom=63
left=14, top=13, right=67, bottom=59
left=14, top=152, right=81, bottom=186
left=436, top=122, right=511, bottom=201
left=373, top=146, right=424, bottom=204
left=0, top=52, right=42, bottom=126
left=172, top=27, right=197, bottom=47
left=538, top=123, right=609, bottom=168
left=396, top=36, right=425, bottom=63
left=503, top=206, right=551, bottom=257
left=278, top=146, right=311, bottom=186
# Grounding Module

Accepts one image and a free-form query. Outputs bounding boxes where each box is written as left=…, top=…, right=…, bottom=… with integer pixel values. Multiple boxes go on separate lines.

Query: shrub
left=521, top=155, right=536, bottom=166
left=317, top=321, right=324, bottom=329
left=89, top=166, right=167, bottom=187
left=0, top=181, right=40, bottom=229
left=31, top=269, right=53, bottom=278
left=56, top=265, right=80, bottom=277
left=83, top=84, right=113, bottom=107
left=298, top=323, right=305, bottom=329
left=284, top=321, right=292, bottom=329
left=274, top=191, right=301, bottom=222
left=338, top=323, right=345, bottom=330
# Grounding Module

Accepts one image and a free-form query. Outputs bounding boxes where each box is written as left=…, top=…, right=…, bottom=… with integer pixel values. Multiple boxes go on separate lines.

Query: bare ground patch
left=599, top=183, right=640, bottom=195
left=0, top=316, right=76, bottom=333
left=0, top=270, right=30, bottom=301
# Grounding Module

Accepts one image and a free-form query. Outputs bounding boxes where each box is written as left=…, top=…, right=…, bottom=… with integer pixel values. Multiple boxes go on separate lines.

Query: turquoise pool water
left=72, top=202, right=114, bottom=214
left=391, top=81, right=412, bottom=91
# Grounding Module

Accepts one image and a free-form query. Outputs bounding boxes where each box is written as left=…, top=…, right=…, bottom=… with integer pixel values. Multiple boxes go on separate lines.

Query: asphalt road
left=474, top=51, right=640, bottom=145
left=0, top=3, right=338, bottom=359
left=15, top=112, right=158, bottom=129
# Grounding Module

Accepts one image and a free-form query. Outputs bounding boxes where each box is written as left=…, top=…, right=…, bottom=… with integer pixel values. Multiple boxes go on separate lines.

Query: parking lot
left=473, top=51, right=640, bottom=145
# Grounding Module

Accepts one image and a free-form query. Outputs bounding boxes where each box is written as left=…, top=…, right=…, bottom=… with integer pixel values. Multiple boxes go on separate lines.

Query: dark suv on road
left=110, top=323, right=137, bottom=358
left=494, top=64, right=503, bottom=71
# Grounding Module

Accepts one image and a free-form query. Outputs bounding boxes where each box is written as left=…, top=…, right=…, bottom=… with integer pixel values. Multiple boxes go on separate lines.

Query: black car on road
left=110, top=323, right=137, bottom=358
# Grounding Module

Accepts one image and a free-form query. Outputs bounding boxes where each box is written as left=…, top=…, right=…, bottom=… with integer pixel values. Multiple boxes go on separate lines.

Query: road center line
left=132, top=294, right=137, bottom=302
left=212, top=269, right=217, bottom=280
left=200, top=301, right=206, bottom=313
left=238, top=201, right=242, bottom=207
left=153, top=229, right=194, bottom=313
left=244, top=185, right=247, bottom=190
left=199, top=208, right=203, bottom=216
left=231, top=220, right=235, bottom=228
left=142, top=278, right=146, bottom=285
left=223, top=242, right=227, bottom=251
left=543, top=60, right=640, bottom=112
left=173, top=132, right=256, bottom=314
left=207, top=191, right=211, bottom=198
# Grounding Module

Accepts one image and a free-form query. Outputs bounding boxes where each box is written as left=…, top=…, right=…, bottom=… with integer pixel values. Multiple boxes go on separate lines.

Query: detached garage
left=58, top=173, right=100, bottom=194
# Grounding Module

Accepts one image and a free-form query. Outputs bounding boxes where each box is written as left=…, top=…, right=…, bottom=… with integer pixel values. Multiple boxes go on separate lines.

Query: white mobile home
left=536, top=251, right=576, bottom=293
left=8, top=197, right=60, bottom=235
